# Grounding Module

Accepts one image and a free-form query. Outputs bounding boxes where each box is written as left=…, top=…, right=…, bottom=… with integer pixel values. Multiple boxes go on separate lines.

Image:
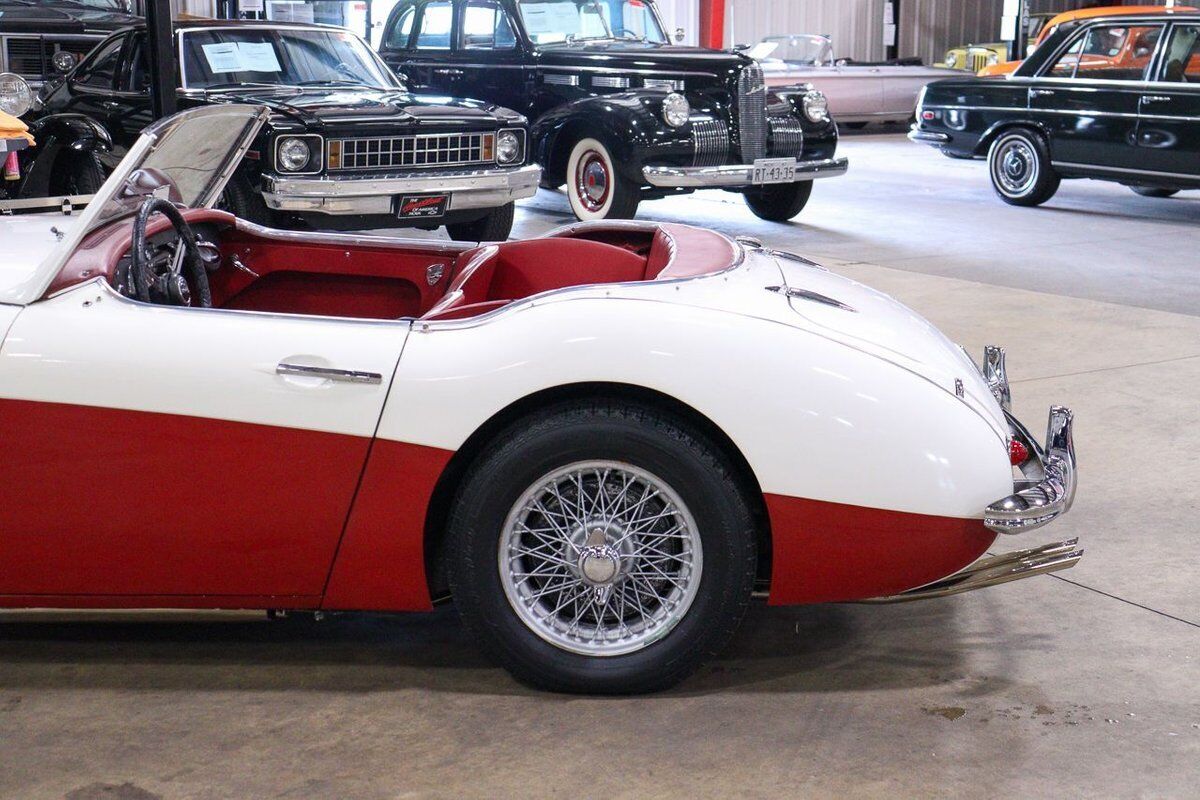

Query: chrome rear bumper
left=859, top=539, right=1083, bottom=603
left=642, top=156, right=849, bottom=189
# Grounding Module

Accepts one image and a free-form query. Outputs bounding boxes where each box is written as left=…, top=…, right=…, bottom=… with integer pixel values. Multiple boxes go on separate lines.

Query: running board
left=856, top=538, right=1083, bottom=604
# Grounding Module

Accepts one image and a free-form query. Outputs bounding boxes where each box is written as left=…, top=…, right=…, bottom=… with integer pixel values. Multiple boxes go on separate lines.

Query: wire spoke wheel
left=499, top=460, right=703, bottom=656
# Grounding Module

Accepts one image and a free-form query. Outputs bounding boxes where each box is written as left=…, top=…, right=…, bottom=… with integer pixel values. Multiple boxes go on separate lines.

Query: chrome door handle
left=434, top=68, right=465, bottom=77
left=1030, top=89, right=1055, bottom=97
left=1143, top=95, right=1172, bottom=103
left=276, top=363, right=383, bottom=385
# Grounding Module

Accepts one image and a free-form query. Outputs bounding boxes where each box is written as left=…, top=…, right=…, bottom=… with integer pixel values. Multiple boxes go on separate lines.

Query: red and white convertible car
left=0, top=107, right=1080, bottom=693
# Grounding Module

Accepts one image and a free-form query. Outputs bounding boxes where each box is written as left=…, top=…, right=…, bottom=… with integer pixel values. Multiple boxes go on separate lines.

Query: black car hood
left=0, top=2, right=139, bottom=33
left=536, top=42, right=747, bottom=75
left=206, top=87, right=516, bottom=131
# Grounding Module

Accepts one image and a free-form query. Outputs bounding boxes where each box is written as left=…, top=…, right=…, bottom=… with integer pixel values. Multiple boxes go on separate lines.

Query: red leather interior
left=48, top=211, right=738, bottom=324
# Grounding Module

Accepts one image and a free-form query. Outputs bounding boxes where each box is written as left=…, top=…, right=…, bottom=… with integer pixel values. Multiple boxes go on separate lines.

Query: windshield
left=517, top=0, right=667, bottom=45
left=180, top=27, right=399, bottom=90
left=763, top=34, right=833, bottom=66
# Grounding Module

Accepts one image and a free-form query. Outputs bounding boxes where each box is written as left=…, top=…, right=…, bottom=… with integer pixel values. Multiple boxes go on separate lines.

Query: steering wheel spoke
left=129, top=198, right=211, bottom=309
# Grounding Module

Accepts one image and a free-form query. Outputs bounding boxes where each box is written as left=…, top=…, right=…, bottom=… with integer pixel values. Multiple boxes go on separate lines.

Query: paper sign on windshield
left=201, top=42, right=282, bottom=74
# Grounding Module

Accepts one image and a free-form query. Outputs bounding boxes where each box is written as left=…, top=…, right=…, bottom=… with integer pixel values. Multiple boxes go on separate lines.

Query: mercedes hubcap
left=499, top=461, right=702, bottom=656
left=996, top=140, right=1037, bottom=194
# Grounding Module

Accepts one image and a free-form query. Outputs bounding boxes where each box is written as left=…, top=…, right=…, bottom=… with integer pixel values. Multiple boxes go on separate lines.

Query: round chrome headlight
left=277, top=137, right=312, bottom=172
left=496, top=130, right=521, bottom=165
left=662, top=92, right=690, bottom=128
left=986, top=53, right=1000, bottom=66
left=802, top=90, right=829, bottom=123
left=945, top=55, right=956, bottom=68
left=52, top=51, right=77, bottom=74
left=0, top=72, right=33, bottom=118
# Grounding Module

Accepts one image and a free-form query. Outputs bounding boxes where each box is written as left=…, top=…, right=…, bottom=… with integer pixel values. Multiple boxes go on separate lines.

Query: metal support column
left=698, top=0, right=725, bottom=50
left=145, top=0, right=177, bottom=119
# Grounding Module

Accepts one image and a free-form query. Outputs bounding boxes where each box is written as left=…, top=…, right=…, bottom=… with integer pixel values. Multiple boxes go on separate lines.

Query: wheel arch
left=532, top=98, right=656, bottom=186
left=975, top=119, right=1053, bottom=158
left=421, top=381, right=772, bottom=602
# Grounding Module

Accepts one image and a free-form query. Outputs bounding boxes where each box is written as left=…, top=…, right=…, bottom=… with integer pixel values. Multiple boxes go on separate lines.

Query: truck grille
left=737, top=62, right=768, bottom=163
left=691, top=119, right=729, bottom=167
left=328, top=132, right=495, bottom=171
left=1, top=35, right=102, bottom=81
left=768, top=116, right=804, bottom=158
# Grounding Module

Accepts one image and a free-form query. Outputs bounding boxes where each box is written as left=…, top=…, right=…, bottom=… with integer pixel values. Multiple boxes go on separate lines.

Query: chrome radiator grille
left=767, top=116, right=804, bottom=158
left=691, top=119, right=729, bottom=167
left=328, top=132, right=494, bottom=171
left=737, top=61, right=767, bottom=163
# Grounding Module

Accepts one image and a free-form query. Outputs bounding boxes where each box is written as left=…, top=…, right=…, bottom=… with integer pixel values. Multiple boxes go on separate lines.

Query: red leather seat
left=483, top=238, right=649, bottom=301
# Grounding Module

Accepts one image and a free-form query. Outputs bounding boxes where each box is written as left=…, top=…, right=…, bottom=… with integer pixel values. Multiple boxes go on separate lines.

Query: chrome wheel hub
left=576, top=152, right=611, bottom=212
left=995, top=140, right=1036, bottom=194
left=499, top=461, right=702, bottom=656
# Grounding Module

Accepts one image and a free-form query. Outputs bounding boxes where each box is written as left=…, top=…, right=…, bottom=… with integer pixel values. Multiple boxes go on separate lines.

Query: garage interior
left=2, top=1, right=1198, bottom=799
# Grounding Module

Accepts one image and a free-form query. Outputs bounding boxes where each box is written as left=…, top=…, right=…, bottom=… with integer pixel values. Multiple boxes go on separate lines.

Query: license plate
left=397, top=194, right=449, bottom=219
left=752, top=158, right=796, bottom=185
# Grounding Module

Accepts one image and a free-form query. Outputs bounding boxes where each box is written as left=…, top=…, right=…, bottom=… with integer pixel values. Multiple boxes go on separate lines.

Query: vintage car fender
left=18, top=113, right=113, bottom=197
left=531, top=93, right=691, bottom=185
left=324, top=246, right=1014, bottom=610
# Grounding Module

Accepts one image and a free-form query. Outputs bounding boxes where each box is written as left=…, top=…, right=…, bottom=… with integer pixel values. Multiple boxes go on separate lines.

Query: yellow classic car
left=942, top=13, right=1057, bottom=73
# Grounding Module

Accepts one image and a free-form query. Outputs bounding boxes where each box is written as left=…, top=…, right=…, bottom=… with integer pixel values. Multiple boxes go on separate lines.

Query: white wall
left=725, top=0, right=1004, bottom=66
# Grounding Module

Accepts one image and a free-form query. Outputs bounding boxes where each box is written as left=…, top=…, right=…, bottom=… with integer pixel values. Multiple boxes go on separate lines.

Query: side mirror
left=674, top=27, right=685, bottom=43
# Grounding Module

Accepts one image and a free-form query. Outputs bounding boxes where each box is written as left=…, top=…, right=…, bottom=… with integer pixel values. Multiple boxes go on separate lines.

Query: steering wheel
left=129, top=197, right=211, bottom=308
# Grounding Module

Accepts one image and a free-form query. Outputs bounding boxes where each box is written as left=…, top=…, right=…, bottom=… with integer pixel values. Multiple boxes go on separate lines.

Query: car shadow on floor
left=0, top=598, right=1041, bottom=698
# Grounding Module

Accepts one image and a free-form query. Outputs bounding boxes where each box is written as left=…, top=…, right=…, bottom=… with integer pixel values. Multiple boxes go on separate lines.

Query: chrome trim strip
left=1052, top=160, right=1194, bottom=179
left=277, top=363, right=383, bottom=385
left=856, top=538, right=1083, bottom=603
left=642, top=156, right=848, bottom=188
left=985, top=406, right=1076, bottom=534
left=907, top=128, right=951, bottom=143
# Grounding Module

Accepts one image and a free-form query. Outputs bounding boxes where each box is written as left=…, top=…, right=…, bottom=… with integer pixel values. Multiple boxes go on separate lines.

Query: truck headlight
left=277, top=136, right=315, bottom=172
left=986, top=53, right=1000, bottom=66
left=496, top=129, right=523, bottom=165
left=662, top=92, right=690, bottom=127
left=52, top=51, right=77, bottom=74
left=802, top=90, right=829, bottom=122
left=0, top=73, right=33, bottom=118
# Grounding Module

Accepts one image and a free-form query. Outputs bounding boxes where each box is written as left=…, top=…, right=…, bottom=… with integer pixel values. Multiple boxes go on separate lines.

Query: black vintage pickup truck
left=0, top=0, right=138, bottom=89
left=378, top=0, right=847, bottom=222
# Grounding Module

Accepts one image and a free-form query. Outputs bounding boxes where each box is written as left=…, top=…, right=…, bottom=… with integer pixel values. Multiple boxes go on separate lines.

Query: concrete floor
left=2, top=133, right=1198, bottom=800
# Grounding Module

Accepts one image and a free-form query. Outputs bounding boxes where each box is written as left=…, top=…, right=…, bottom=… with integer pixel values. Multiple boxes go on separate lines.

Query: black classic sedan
left=9, top=19, right=538, bottom=240
left=911, top=11, right=1200, bottom=205
left=378, top=0, right=847, bottom=222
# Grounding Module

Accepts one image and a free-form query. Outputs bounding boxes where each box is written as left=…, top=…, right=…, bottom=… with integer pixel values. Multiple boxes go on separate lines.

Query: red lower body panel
left=321, top=440, right=455, bottom=612
left=764, top=494, right=996, bottom=605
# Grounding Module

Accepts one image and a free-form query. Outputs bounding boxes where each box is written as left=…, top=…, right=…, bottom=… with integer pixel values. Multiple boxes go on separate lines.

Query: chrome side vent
left=644, top=77, right=684, bottom=91
left=591, top=75, right=630, bottom=89
left=691, top=119, right=730, bottom=167
left=543, top=73, right=581, bottom=86
left=768, top=116, right=805, bottom=158
left=737, top=61, right=767, bottom=162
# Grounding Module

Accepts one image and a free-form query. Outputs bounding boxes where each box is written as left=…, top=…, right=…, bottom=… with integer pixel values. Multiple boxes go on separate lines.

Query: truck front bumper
left=642, top=156, right=849, bottom=189
left=261, top=164, right=542, bottom=216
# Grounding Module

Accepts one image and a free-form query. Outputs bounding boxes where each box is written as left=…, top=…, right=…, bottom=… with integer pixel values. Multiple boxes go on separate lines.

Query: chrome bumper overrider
left=260, top=164, right=542, bottom=215
left=642, top=156, right=849, bottom=189
left=907, top=126, right=951, bottom=144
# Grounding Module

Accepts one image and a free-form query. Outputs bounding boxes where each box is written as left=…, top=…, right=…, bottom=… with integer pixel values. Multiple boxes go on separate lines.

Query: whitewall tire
left=565, top=137, right=641, bottom=221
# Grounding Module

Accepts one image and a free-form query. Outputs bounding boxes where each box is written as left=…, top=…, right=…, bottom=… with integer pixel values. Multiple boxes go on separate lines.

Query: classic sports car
left=377, top=0, right=847, bottom=224
left=7, top=19, right=537, bottom=240
left=0, top=106, right=1080, bottom=694
left=912, top=12, right=1200, bottom=205
left=759, top=34, right=958, bottom=126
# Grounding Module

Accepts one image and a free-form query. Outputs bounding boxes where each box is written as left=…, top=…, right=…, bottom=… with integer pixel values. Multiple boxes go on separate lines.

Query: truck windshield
left=517, top=0, right=667, bottom=45
left=180, top=27, right=399, bottom=90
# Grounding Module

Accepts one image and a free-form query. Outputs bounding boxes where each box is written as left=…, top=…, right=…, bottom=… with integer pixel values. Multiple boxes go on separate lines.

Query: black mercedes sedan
left=9, top=19, right=539, bottom=240
left=910, top=11, right=1200, bottom=206
left=377, top=0, right=847, bottom=223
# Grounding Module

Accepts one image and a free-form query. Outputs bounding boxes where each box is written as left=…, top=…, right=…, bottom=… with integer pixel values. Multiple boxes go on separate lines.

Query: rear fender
left=20, top=115, right=113, bottom=197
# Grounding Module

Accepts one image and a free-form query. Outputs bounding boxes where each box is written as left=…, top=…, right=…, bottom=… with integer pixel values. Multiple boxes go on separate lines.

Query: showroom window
left=1156, top=25, right=1200, bottom=82
left=461, top=1, right=518, bottom=50
left=415, top=1, right=455, bottom=49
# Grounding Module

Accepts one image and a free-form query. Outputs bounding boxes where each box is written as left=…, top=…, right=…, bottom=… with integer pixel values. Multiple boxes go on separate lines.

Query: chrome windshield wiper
left=201, top=82, right=300, bottom=92
left=295, top=79, right=374, bottom=87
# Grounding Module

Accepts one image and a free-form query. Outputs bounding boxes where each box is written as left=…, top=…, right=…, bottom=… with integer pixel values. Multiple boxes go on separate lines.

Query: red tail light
left=1009, top=439, right=1030, bottom=466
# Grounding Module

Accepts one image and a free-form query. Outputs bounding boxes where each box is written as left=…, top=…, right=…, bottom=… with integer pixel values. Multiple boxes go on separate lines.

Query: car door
left=831, top=62, right=885, bottom=118
left=1029, top=21, right=1164, bottom=170
left=455, top=0, right=532, bottom=113
left=54, top=33, right=129, bottom=171
left=0, top=295, right=408, bottom=601
left=382, top=0, right=459, bottom=94
left=1135, top=22, right=1200, bottom=179
left=103, top=30, right=155, bottom=152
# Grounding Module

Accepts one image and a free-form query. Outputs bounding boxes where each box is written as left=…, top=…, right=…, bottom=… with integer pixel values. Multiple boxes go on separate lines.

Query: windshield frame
left=762, top=34, right=834, bottom=67
left=178, top=24, right=402, bottom=92
left=516, top=0, right=669, bottom=47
